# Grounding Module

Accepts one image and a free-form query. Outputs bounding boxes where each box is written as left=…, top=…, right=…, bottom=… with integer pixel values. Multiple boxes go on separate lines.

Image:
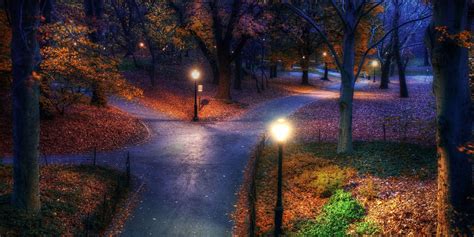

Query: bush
left=358, top=178, right=379, bottom=200
left=354, top=220, right=381, bottom=236
left=298, top=190, right=365, bottom=237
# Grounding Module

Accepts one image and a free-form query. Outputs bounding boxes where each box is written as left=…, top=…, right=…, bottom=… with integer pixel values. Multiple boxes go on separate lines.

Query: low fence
left=0, top=148, right=133, bottom=235
left=247, top=134, right=267, bottom=237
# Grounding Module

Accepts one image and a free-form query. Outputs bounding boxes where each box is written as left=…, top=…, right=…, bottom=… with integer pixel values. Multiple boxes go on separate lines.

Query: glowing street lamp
left=321, top=51, right=329, bottom=81
left=191, top=69, right=201, bottom=121
left=139, top=42, right=145, bottom=49
left=270, top=118, right=291, bottom=237
left=372, top=60, right=379, bottom=82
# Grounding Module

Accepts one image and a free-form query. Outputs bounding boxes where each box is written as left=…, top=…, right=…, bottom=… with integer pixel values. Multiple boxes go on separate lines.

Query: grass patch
left=294, top=165, right=355, bottom=197
left=297, top=190, right=365, bottom=237
left=302, top=141, right=436, bottom=178
left=0, top=165, right=130, bottom=236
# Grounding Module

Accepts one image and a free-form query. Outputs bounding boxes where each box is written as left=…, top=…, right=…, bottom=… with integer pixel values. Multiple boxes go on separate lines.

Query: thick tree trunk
left=337, top=32, right=356, bottom=154
left=10, top=0, right=41, bottom=213
left=216, top=50, right=232, bottom=101
left=380, top=56, right=391, bottom=89
left=427, top=0, right=472, bottom=235
left=234, top=53, right=242, bottom=90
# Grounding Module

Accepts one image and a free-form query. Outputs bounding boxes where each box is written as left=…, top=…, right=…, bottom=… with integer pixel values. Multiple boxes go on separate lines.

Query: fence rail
left=247, top=133, right=267, bottom=237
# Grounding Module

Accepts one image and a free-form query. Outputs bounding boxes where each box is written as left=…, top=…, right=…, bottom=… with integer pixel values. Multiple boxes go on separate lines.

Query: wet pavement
left=2, top=92, right=333, bottom=236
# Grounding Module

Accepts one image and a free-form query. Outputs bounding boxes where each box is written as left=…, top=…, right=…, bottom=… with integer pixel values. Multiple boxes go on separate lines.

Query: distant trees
left=285, top=0, right=430, bottom=153
left=269, top=3, right=324, bottom=85
left=169, top=0, right=269, bottom=101
left=376, top=0, right=430, bottom=94
left=426, top=0, right=472, bottom=235
left=40, top=21, right=142, bottom=115
left=8, top=0, right=42, bottom=213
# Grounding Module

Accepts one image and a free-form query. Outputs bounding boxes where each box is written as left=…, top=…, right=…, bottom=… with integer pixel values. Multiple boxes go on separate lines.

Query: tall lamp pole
left=321, top=52, right=329, bottom=81
left=372, top=60, right=378, bottom=83
left=191, top=69, right=201, bottom=121
left=270, top=119, right=290, bottom=237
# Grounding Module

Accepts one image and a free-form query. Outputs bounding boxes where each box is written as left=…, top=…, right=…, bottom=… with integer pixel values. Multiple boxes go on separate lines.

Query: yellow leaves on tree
left=40, top=21, right=142, bottom=112
left=435, top=26, right=473, bottom=48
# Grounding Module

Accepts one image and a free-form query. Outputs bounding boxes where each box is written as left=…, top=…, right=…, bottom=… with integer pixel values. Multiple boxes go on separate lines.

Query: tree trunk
left=427, top=0, right=472, bottom=235
left=91, top=82, right=107, bottom=107
left=234, top=53, right=242, bottom=90
left=216, top=51, right=232, bottom=101
left=41, top=0, right=55, bottom=23
left=424, top=47, right=431, bottom=66
left=10, top=0, right=41, bottom=213
left=337, top=32, right=356, bottom=154
left=380, top=56, right=391, bottom=89
left=270, top=64, right=278, bottom=78
left=392, top=0, right=409, bottom=98
left=390, top=61, right=396, bottom=76
left=301, top=57, right=310, bottom=85
left=84, top=0, right=107, bottom=105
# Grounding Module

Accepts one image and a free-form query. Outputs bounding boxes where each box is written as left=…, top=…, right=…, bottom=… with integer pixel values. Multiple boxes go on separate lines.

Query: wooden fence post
left=126, top=152, right=131, bottom=185
left=93, top=147, right=97, bottom=166
left=383, top=123, right=386, bottom=141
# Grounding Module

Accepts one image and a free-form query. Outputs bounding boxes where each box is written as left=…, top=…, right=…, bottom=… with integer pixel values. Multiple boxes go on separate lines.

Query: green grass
left=0, top=165, right=130, bottom=236
left=297, top=190, right=365, bottom=237
left=301, top=141, right=437, bottom=178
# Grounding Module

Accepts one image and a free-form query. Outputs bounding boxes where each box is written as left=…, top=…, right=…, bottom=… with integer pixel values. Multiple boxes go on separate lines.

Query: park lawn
left=250, top=141, right=439, bottom=236
left=0, top=165, right=129, bottom=236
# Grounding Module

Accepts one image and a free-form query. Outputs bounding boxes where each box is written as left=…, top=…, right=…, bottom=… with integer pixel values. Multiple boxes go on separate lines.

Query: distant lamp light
left=302, top=56, right=306, bottom=59
left=371, top=60, right=378, bottom=82
left=73, top=42, right=77, bottom=46
left=322, top=52, right=327, bottom=57
left=371, top=60, right=379, bottom=67
left=139, top=42, right=145, bottom=48
left=191, top=69, right=201, bottom=121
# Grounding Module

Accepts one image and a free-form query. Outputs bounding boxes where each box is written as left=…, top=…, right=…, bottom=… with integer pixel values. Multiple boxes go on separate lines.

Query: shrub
left=298, top=190, right=365, bottom=237
left=354, top=220, right=381, bottom=236
left=358, top=178, right=379, bottom=200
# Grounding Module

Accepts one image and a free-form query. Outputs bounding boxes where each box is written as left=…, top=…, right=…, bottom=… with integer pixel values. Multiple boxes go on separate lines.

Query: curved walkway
left=3, top=90, right=334, bottom=236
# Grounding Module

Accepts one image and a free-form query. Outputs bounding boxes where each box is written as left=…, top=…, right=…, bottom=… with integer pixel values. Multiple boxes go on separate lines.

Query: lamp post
left=372, top=60, right=378, bottom=82
left=321, top=52, right=329, bottom=81
left=270, top=118, right=290, bottom=237
left=198, top=84, right=203, bottom=110
left=191, top=69, right=200, bottom=121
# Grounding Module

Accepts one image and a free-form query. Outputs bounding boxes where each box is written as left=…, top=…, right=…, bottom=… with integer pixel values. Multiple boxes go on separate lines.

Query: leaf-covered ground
left=232, top=76, right=457, bottom=236
left=0, top=103, right=148, bottom=156
left=0, top=165, right=129, bottom=236
left=124, top=68, right=331, bottom=121
left=248, top=142, right=437, bottom=236
left=292, top=76, right=436, bottom=145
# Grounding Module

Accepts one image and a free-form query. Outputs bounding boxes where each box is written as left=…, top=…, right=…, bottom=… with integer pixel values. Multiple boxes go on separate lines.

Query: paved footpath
left=3, top=90, right=336, bottom=236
